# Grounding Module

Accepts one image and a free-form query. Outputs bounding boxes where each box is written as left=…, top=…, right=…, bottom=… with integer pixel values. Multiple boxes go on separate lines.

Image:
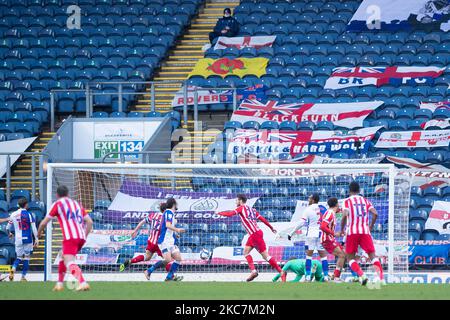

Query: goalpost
left=45, top=163, right=411, bottom=282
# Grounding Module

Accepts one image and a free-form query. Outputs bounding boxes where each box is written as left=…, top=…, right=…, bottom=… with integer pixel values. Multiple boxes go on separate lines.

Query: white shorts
left=159, top=242, right=179, bottom=254
left=304, top=237, right=324, bottom=252
left=16, top=243, right=33, bottom=258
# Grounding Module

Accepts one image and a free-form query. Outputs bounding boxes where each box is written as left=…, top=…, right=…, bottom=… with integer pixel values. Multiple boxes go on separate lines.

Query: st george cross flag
left=214, top=36, right=276, bottom=50
left=421, top=118, right=450, bottom=130
left=375, top=130, right=450, bottom=148
left=425, top=201, right=450, bottom=235
left=420, top=101, right=450, bottom=112
left=230, top=100, right=383, bottom=128
left=324, top=66, right=446, bottom=89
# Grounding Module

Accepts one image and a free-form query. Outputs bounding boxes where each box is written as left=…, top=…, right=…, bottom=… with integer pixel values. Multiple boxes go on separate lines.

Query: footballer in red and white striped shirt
left=218, top=194, right=282, bottom=282
left=38, top=185, right=93, bottom=292
left=119, top=203, right=173, bottom=278
left=319, top=197, right=345, bottom=282
left=340, top=181, right=385, bottom=285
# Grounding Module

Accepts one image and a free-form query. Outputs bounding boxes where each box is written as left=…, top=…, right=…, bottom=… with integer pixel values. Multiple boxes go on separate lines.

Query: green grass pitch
left=1, top=282, right=449, bottom=300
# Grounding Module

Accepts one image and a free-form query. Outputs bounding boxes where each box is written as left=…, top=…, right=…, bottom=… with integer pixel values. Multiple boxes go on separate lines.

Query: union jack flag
left=332, top=67, right=386, bottom=75
left=239, top=99, right=303, bottom=115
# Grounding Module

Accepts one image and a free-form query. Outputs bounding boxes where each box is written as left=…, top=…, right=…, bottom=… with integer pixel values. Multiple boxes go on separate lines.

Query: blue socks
left=166, top=261, right=180, bottom=280
left=321, top=257, right=329, bottom=276
left=305, top=256, right=312, bottom=276
left=12, top=258, right=21, bottom=270
left=22, top=260, right=29, bottom=276
left=147, top=260, right=164, bottom=273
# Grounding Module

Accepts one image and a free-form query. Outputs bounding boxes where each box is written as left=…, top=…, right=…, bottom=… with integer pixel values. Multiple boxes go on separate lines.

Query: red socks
left=268, top=257, right=282, bottom=273
left=349, top=259, right=364, bottom=277
left=333, top=268, right=341, bottom=279
left=58, top=260, right=66, bottom=282
left=245, top=254, right=255, bottom=271
left=68, top=263, right=85, bottom=284
left=131, top=255, right=145, bottom=264
left=372, top=258, right=384, bottom=280
left=165, top=261, right=172, bottom=272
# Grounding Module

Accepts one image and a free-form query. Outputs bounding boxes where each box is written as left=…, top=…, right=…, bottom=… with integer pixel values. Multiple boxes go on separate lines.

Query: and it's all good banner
left=228, top=126, right=381, bottom=157
left=231, top=100, right=383, bottom=129
left=324, top=66, right=445, bottom=89
left=105, top=180, right=260, bottom=222
left=375, top=129, right=450, bottom=148
left=188, top=57, right=269, bottom=78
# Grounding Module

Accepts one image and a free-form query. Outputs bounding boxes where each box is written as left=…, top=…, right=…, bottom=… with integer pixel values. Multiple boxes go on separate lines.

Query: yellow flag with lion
left=188, top=57, right=269, bottom=78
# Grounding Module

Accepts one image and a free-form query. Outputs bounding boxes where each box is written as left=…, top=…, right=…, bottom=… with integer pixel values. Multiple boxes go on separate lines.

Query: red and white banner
left=425, top=201, right=450, bottom=235
left=421, top=118, right=450, bottom=130
left=214, top=35, right=276, bottom=50
left=375, top=130, right=450, bottom=148
left=386, top=156, right=448, bottom=171
left=230, top=100, right=382, bottom=129
left=228, top=126, right=381, bottom=157
left=324, top=66, right=445, bottom=89
left=386, top=156, right=450, bottom=189
left=420, top=101, right=450, bottom=112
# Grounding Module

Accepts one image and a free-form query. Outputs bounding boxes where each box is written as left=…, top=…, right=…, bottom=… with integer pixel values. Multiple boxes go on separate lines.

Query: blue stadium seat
left=260, top=121, right=279, bottom=130
left=242, top=121, right=260, bottom=130
left=297, top=121, right=315, bottom=131
left=408, top=221, right=425, bottom=233
left=421, top=229, right=439, bottom=241
left=279, top=121, right=297, bottom=131
left=11, top=189, right=30, bottom=201
left=94, top=200, right=111, bottom=211
left=315, top=121, right=334, bottom=131
left=408, top=230, right=420, bottom=242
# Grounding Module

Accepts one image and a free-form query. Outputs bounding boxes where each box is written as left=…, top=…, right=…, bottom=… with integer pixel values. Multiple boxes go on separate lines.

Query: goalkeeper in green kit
left=272, top=258, right=324, bottom=282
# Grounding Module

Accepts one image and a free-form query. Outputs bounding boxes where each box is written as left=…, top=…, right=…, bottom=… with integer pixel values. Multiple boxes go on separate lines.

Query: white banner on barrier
left=375, top=130, right=450, bottom=148
left=0, top=137, right=37, bottom=177
left=425, top=201, right=450, bottom=235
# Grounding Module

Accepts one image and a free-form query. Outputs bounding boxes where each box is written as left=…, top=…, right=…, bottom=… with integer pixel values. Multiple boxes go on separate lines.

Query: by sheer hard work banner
left=228, top=126, right=381, bottom=157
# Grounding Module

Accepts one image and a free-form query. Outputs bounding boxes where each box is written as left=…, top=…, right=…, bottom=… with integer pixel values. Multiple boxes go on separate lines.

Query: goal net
left=45, top=163, right=411, bottom=282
